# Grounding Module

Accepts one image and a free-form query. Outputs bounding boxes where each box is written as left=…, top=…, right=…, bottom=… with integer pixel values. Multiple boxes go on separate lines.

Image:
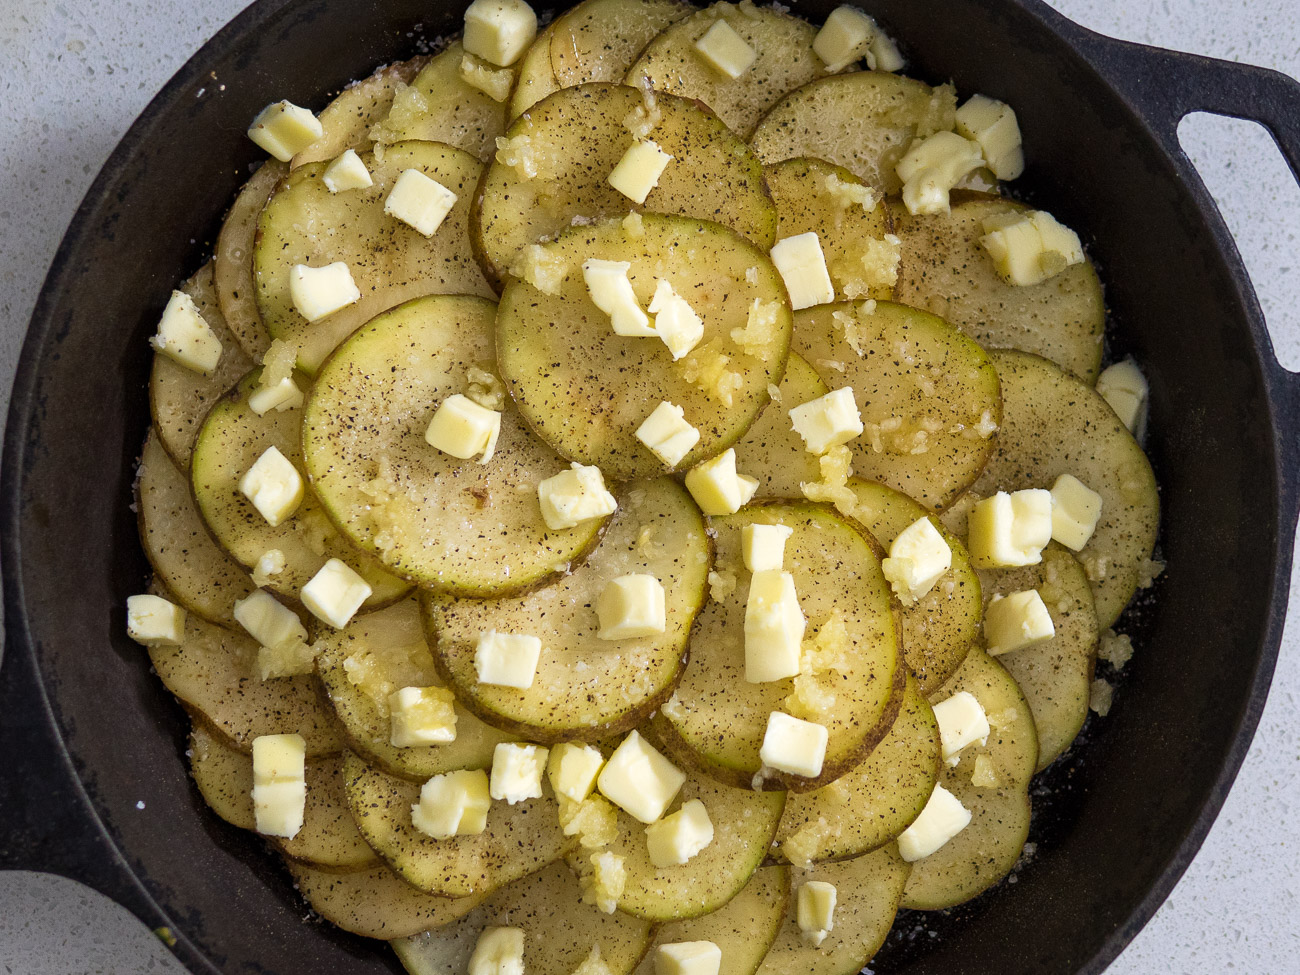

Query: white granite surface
left=0, top=0, right=1296, bottom=972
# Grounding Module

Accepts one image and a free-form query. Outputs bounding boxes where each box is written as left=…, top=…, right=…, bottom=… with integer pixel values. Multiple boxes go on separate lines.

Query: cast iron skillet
left=2, top=0, right=1297, bottom=972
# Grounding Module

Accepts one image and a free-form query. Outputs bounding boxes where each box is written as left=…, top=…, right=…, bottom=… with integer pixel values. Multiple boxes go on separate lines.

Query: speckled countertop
left=1, top=0, right=1297, bottom=972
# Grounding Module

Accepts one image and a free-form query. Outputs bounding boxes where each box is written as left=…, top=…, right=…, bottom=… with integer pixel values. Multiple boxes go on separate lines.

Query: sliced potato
left=509, top=18, right=564, bottom=120
left=793, top=300, right=1002, bottom=511
left=652, top=502, right=902, bottom=791
left=343, top=753, right=573, bottom=897
left=425, top=479, right=709, bottom=742
left=892, top=194, right=1106, bottom=382
left=756, top=845, right=910, bottom=975
left=969, top=350, right=1159, bottom=628
left=497, top=214, right=791, bottom=480
left=314, top=599, right=510, bottom=780
left=302, top=294, right=606, bottom=595
left=732, top=351, right=827, bottom=499
left=393, top=862, right=653, bottom=975
left=475, top=83, right=777, bottom=282
left=551, top=0, right=691, bottom=87
left=137, top=432, right=252, bottom=629
left=775, top=674, right=939, bottom=865
left=980, top=543, right=1098, bottom=771
left=751, top=72, right=955, bottom=194
left=214, top=161, right=282, bottom=360
left=626, top=1, right=842, bottom=138
left=254, top=140, right=493, bottom=373
left=291, top=57, right=428, bottom=168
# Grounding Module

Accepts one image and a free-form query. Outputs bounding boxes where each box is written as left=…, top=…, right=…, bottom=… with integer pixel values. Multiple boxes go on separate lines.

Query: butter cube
left=760, top=711, right=828, bottom=778
left=742, top=523, right=793, bottom=572
left=385, top=169, right=458, bottom=237
left=770, top=232, right=834, bottom=310
left=289, top=262, right=360, bottom=322
left=608, top=140, right=674, bottom=205
left=1050, top=473, right=1103, bottom=551
left=596, top=574, right=667, bottom=640
left=933, top=690, right=990, bottom=765
left=813, top=6, right=876, bottom=72
left=693, top=19, right=756, bottom=79
left=797, top=880, right=837, bottom=947
left=897, top=783, right=971, bottom=861
left=490, top=742, right=549, bottom=804
left=597, top=730, right=685, bottom=823
left=247, top=100, right=322, bottom=161
left=869, top=30, right=905, bottom=72
left=538, top=463, right=618, bottom=530
left=955, top=94, right=1024, bottom=180
left=655, top=942, right=721, bottom=975
left=126, top=594, right=186, bottom=646
left=745, top=570, right=806, bottom=683
left=233, top=588, right=308, bottom=654
left=411, top=768, right=492, bottom=839
left=463, top=0, right=537, bottom=67
left=547, top=743, right=605, bottom=802
left=649, top=280, right=704, bottom=360
left=789, top=387, right=863, bottom=454
left=389, top=686, right=458, bottom=747
left=238, top=446, right=304, bottom=527
left=149, top=290, right=223, bottom=375
left=251, top=733, right=306, bottom=838
left=1032, top=211, right=1085, bottom=271
left=897, top=131, right=984, bottom=216
left=301, top=558, right=373, bottom=629
left=645, top=798, right=714, bottom=868
left=636, top=401, right=700, bottom=467
left=469, top=927, right=525, bottom=975
left=584, top=259, right=654, bottom=337
left=1096, top=359, right=1149, bottom=438
left=475, top=630, right=543, bottom=688
left=425, top=393, right=502, bottom=463
left=967, top=489, right=1052, bottom=568
left=979, top=210, right=1084, bottom=286
left=881, top=516, right=952, bottom=605
left=985, top=589, right=1055, bottom=655
left=684, top=448, right=758, bottom=516
left=322, top=148, right=373, bottom=192
left=248, top=376, right=304, bottom=415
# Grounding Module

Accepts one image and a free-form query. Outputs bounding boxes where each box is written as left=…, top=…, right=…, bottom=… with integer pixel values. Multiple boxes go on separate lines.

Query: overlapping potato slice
left=214, top=161, right=282, bottom=360
left=892, top=193, right=1106, bottom=382
left=393, top=862, right=653, bottom=975
left=793, top=300, right=1002, bottom=511
left=509, top=17, right=565, bottom=120
left=191, top=369, right=410, bottom=607
left=750, top=72, right=955, bottom=194
left=302, top=294, right=606, bottom=595
left=475, top=83, right=776, bottom=282
left=626, top=1, right=844, bottom=138
left=254, top=140, right=492, bottom=372
left=291, top=57, right=428, bottom=168
left=343, top=753, right=573, bottom=898
left=733, top=351, right=827, bottom=499
left=497, top=213, right=791, bottom=479
left=425, top=479, right=709, bottom=742
left=652, top=502, right=902, bottom=791
left=775, top=674, right=939, bottom=865
left=551, top=0, right=691, bottom=88
left=314, top=599, right=510, bottom=780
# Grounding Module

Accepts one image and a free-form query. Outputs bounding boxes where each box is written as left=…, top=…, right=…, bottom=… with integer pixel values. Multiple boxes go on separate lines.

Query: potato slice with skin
left=343, top=753, right=574, bottom=897
left=775, top=674, right=939, bottom=865
left=288, top=860, right=486, bottom=940
left=732, top=351, right=827, bottom=499
left=971, top=350, right=1159, bottom=628
left=626, top=1, right=844, bottom=139
left=424, top=479, right=709, bottom=742
left=137, top=432, right=253, bottom=629
left=302, top=294, right=606, bottom=596
left=633, top=864, right=788, bottom=975
left=291, top=57, right=428, bottom=169
left=254, top=140, right=493, bottom=373
left=149, top=262, right=253, bottom=468
left=509, top=17, right=565, bottom=120
left=756, top=845, right=911, bottom=975
left=979, top=543, right=1099, bottom=771
left=764, top=157, right=896, bottom=302
left=793, top=300, right=1002, bottom=511
left=475, top=83, right=777, bottom=283
left=751, top=72, right=956, bottom=194
left=393, top=862, right=652, bottom=975
left=550, top=0, right=691, bottom=88
left=191, top=370, right=410, bottom=608
left=314, top=599, right=511, bottom=781
left=892, top=193, right=1106, bottom=382
left=497, top=214, right=791, bottom=480
left=188, top=724, right=377, bottom=870
left=215, top=161, right=282, bottom=360
left=652, top=502, right=903, bottom=791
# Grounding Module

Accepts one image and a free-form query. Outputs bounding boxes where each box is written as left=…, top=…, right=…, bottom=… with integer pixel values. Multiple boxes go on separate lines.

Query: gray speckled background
left=1, top=0, right=1297, bottom=972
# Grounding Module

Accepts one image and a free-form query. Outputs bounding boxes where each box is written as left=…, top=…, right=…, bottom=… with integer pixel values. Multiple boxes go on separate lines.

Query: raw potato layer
left=215, top=161, right=282, bottom=360
left=551, top=0, right=692, bottom=88
left=291, top=57, right=428, bottom=168
left=510, top=17, right=566, bottom=120
left=732, top=351, right=826, bottom=499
